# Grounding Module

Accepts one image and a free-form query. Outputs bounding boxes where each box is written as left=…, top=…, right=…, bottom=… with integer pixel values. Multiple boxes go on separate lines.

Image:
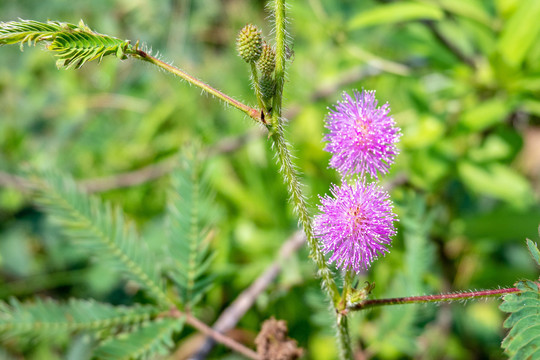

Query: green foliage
left=365, top=194, right=437, bottom=356
left=527, top=239, right=540, bottom=267
left=349, top=2, right=444, bottom=29
left=94, top=317, right=183, bottom=360
left=0, top=20, right=64, bottom=47
left=500, top=281, right=540, bottom=359
left=166, top=150, right=216, bottom=308
left=28, top=171, right=171, bottom=307
left=0, top=298, right=160, bottom=341
left=0, top=0, right=540, bottom=359
left=0, top=165, right=209, bottom=357
left=0, top=19, right=133, bottom=69
left=496, top=0, right=540, bottom=68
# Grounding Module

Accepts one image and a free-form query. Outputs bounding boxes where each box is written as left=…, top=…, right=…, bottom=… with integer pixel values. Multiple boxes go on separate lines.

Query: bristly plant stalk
left=268, top=1, right=352, bottom=359
left=132, top=49, right=261, bottom=123
left=271, top=0, right=286, bottom=130
left=249, top=62, right=266, bottom=113
left=346, top=286, right=525, bottom=313
left=337, top=313, right=353, bottom=360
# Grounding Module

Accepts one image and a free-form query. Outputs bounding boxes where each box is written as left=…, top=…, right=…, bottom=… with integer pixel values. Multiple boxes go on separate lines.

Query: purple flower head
left=324, top=90, right=401, bottom=180
left=314, top=179, right=398, bottom=273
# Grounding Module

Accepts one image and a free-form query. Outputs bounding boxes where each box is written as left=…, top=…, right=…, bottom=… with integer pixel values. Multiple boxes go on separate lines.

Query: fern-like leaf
left=94, top=317, right=183, bottom=360
left=0, top=298, right=160, bottom=341
left=0, top=19, right=133, bottom=69
left=29, top=171, right=172, bottom=307
left=166, top=150, right=216, bottom=308
left=0, top=20, right=64, bottom=47
left=500, top=280, right=540, bottom=359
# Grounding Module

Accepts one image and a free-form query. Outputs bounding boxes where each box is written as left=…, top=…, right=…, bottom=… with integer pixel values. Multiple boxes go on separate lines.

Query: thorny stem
left=132, top=48, right=261, bottom=123
left=346, top=286, right=523, bottom=313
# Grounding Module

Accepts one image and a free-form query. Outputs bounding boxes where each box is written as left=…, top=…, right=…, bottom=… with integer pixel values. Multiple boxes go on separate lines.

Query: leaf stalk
left=131, top=48, right=262, bottom=123
left=346, top=286, right=524, bottom=313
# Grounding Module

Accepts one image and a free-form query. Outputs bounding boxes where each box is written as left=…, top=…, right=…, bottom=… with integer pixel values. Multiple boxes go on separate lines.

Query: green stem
left=335, top=271, right=353, bottom=358
left=270, top=2, right=350, bottom=358
left=250, top=62, right=266, bottom=113
left=270, top=124, right=340, bottom=305
left=340, top=270, right=353, bottom=310
left=131, top=49, right=261, bottom=122
left=347, top=286, right=523, bottom=313
left=336, top=313, right=353, bottom=360
left=272, top=0, right=286, bottom=129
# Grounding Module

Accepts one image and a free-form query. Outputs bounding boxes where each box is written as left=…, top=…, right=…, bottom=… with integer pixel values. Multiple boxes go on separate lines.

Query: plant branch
left=336, top=313, right=353, bottom=360
left=131, top=48, right=262, bottom=123
left=270, top=124, right=340, bottom=304
left=346, top=287, right=522, bottom=313
left=269, top=2, right=351, bottom=359
left=191, top=231, right=306, bottom=359
left=272, top=0, right=287, bottom=128
left=167, top=308, right=259, bottom=360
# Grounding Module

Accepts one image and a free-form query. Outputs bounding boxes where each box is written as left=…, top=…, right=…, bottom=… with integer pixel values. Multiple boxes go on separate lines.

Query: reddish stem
left=346, top=287, right=522, bottom=314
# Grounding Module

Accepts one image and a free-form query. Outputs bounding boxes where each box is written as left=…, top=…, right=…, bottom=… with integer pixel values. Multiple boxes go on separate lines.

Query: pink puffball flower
left=324, top=90, right=401, bottom=180
left=314, top=179, right=398, bottom=273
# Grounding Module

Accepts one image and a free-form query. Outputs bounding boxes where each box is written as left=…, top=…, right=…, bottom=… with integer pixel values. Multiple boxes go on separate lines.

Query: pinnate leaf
left=166, top=150, right=216, bottom=308
left=500, top=281, right=540, bottom=359
left=94, top=317, right=183, bottom=360
left=0, top=298, right=160, bottom=341
left=29, top=170, right=172, bottom=307
left=0, top=19, right=134, bottom=69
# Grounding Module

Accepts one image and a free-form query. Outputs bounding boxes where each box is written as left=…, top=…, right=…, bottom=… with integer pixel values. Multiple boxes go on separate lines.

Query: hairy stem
left=132, top=49, right=261, bottom=122
left=272, top=0, right=286, bottom=129
left=270, top=124, right=340, bottom=304
left=336, top=313, right=353, bottom=360
left=250, top=62, right=266, bottom=114
left=270, top=2, right=350, bottom=359
left=339, top=270, right=353, bottom=311
left=347, top=287, right=522, bottom=313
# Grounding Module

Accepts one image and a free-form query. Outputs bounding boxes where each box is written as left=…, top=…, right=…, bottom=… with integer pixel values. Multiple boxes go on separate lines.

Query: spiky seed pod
left=259, top=74, right=276, bottom=101
left=236, top=24, right=263, bottom=63
left=257, top=42, right=276, bottom=75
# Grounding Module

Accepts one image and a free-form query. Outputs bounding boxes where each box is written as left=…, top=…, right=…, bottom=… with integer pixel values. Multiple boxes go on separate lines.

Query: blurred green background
left=1, top=0, right=539, bottom=359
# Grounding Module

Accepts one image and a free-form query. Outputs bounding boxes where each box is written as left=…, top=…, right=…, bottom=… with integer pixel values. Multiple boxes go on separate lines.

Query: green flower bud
left=257, top=42, right=276, bottom=75
left=236, top=24, right=263, bottom=63
left=259, top=74, right=275, bottom=101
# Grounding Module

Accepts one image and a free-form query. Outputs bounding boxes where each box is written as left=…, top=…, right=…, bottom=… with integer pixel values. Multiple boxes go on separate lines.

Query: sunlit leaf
left=497, top=0, right=540, bottom=67
left=349, top=2, right=444, bottom=30
left=458, top=161, right=534, bottom=208
left=459, top=98, right=510, bottom=131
